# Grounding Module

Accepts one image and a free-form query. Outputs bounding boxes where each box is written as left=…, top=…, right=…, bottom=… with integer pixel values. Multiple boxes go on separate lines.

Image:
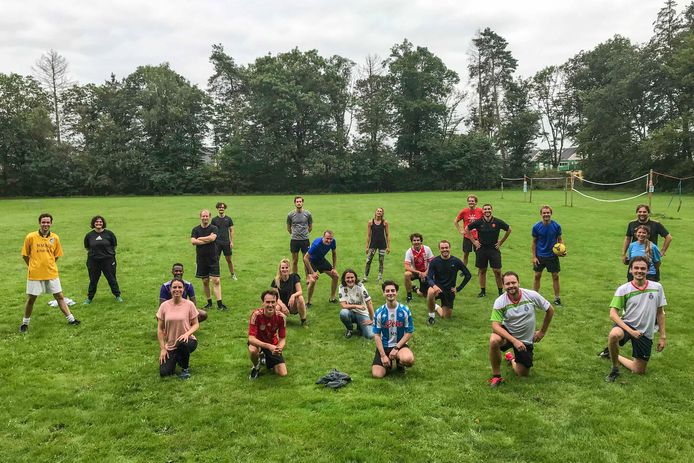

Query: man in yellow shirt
left=20, top=213, right=80, bottom=332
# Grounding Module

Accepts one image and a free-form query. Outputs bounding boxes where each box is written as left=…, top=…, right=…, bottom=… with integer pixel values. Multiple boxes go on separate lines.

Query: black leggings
left=160, top=339, right=198, bottom=376
left=87, top=256, right=121, bottom=298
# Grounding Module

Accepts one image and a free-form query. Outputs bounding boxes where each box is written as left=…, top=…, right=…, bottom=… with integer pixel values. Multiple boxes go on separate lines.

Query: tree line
left=1, top=0, right=692, bottom=196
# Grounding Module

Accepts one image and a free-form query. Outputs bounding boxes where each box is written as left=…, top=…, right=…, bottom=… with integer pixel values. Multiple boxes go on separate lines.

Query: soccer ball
left=552, top=242, right=566, bottom=256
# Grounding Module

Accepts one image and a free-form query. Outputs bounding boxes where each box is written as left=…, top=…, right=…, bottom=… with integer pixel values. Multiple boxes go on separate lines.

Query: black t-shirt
left=271, top=274, right=301, bottom=305
left=84, top=229, right=117, bottom=259
left=467, top=217, right=510, bottom=247
left=426, top=256, right=472, bottom=291
left=191, top=224, right=219, bottom=259
left=625, top=220, right=669, bottom=246
left=211, top=215, right=233, bottom=245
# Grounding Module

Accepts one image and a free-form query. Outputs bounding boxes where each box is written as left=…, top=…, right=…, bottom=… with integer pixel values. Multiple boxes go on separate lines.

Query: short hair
left=215, top=202, right=227, bottom=209
left=90, top=215, right=107, bottom=228
left=261, top=289, right=278, bottom=302
left=629, top=256, right=649, bottom=269
left=540, top=205, right=552, bottom=214
left=341, top=268, right=359, bottom=287
left=439, top=239, right=451, bottom=247
left=38, top=213, right=53, bottom=223
left=502, top=271, right=520, bottom=283
left=467, top=195, right=478, bottom=202
left=200, top=209, right=210, bottom=217
left=172, top=262, right=184, bottom=269
left=482, top=203, right=493, bottom=209
left=382, top=280, right=399, bottom=292
left=294, top=196, right=304, bottom=202
left=635, top=204, right=650, bottom=213
left=323, top=229, right=334, bottom=237
left=409, top=233, right=423, bottom=242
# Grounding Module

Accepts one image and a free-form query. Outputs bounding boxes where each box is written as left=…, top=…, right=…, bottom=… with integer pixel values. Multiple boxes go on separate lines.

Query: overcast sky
left=0, top=0, right=667, bottom=89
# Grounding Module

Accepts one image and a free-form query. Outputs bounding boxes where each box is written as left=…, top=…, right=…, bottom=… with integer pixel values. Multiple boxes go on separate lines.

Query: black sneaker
left=179, top=368, right=190, bottom=380
left=301, top=319, right=308, bottom=327
left=427, top=316, right=435, bottom=326
left=554, top=298, right=562, bottom=306
left=598, top=347, right=610, bottom=358
left=345, top=329, right=353, bottom=338
left=306, top=302, right=312, bottom=309
left=406, top=293, right=413, bottom=303
left=478, top=290, right=486, bottom=298
left=68, top=319, right=81, bottom=326
left=249, top=367, right=260, bottom=380
left=328, top=298, right=338, bottom=304
left=203, top=302, right=213, bottom=310
left=605, top=368, right=620, bottom=382
left=19, top=323, right=28, bottom=333
left=217, top=303, right=228, bottom=311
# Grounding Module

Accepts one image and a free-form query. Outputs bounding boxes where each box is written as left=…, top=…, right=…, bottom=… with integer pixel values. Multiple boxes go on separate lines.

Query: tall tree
left=500, top=78, right=540, bottom=175
left=531, top=65, right=572, bottom=168
left=207, top=44, right=247, bottom=148
left=33, top=49, right=71, bottom=143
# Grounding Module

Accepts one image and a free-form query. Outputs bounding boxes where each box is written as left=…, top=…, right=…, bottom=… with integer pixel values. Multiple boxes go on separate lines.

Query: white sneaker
left=232, top=273, right=238, bottom=281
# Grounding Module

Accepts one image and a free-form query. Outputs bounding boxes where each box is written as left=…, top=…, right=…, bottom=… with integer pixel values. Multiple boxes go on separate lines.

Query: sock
left=22, top=317, right=30, bottom=325
left=217, top=300, right=224, bottom=307
left=66, top=314, right=75, bottom=322
left=480, top=288, right=486, bottom=294
left=407, top=292, right=412, bottom=299
left=207, top=298, right=212, bottom=305
left=428, top=312, right=435, bottom=318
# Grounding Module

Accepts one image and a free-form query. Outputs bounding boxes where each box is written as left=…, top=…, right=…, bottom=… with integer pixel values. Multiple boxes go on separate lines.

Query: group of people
left=18, top=197, right=673, bottom=386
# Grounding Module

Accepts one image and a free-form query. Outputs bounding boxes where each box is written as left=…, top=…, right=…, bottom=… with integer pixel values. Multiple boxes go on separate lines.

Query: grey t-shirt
left=611, top=281, right=666, bottom=340
left=287, top=210, right=313, bottom=240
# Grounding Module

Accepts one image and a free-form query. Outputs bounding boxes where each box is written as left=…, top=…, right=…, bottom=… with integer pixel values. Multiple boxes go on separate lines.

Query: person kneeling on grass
left=270, top=258, right=307, bottom=326
left=338, top=269, right=374, bottom=339
left=248, top=290, right=287, bottom=380
left=372, top=281, right=415, bottom=378
left=157, top=279, right=200, bottom=380
left=604, top=256, right=667, bottom=383
left=488, top=271, right=555, bottom=388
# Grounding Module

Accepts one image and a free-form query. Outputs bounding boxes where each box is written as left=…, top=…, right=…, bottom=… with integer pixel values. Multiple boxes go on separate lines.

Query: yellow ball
left=552, top=242, right=566, bottom=256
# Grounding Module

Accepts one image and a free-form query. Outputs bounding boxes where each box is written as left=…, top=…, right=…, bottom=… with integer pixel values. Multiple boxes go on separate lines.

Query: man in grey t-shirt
left=287, top=196, right=313, bottom=275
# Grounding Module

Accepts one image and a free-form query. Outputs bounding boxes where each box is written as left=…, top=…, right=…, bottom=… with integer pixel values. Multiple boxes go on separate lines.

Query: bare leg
left=618, top=356, right=647, bottom=374
left=202, top=277, right=211, bottom=300
left=24, top=295, right=38, bottom=318
left=489, top=333, right=503, bottom=376
left=372, top=365, right=387, bottom=378
left=396, top=348, right=415, bottom=367
left=608, top=327, right=624, bottom=369
left=307, top=278, right=316, bottom=304
left=463, top=251, right=470, bottom=267
left=211, top=276, right=221, bottom=300
left=426, top=288, right=436, bottom=313
left=329, top=271, right=338, bottom=300
left=533, top=272, right=542, bottom=292
left=295, top=296, right=307, bottom=320
left=551, top=272, right=560, bottom=299
left=248, top=345, right=260, bottom=365
left=479, top=268, right=487, bottom=291
left=291, top=252, right=299, bottom=274
left=440, top=306, right=452, bottom=319
left=224, top=254, right=234, bottom=276
left=274, top=363, right=288, bottom=377
left=404, top=271, right=413, bottom=293
left=492, top=268, right=503, bottom=291
left=54, top=292, right=72, bottom=317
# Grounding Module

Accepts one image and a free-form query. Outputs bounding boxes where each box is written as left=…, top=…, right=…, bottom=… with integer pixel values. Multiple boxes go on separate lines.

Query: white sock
left=66, top=314, right=75, bottom=322
left=22, top=317, right=30, bottom=325
left=435, top=304, right=441, bottom=313
left=428, top=312, right=435, bottom=318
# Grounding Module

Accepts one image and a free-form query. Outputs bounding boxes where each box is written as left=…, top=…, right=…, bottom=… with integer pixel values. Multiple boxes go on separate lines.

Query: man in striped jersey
left=488, top=271, right=555, bottom=387
left=605, top=256, right=667, bottom=382
left=371, top=281, right=415, bottom=378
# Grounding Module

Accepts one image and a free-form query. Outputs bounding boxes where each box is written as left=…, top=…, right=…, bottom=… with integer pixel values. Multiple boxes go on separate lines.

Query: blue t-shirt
left=307, top=236, right=336, bottom=261
left=372, top=303, right=414, bottom=348
left=627, top=242, right=661, bottom=275
left=532, top=220, right=562, bottom=257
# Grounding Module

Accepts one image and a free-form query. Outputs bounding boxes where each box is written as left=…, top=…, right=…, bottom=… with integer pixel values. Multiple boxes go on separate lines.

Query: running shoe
left=249, top=367, right=260, bottom=380
left=179, top=368, right=190, bottom=380
left=605, top=368, right=620, bottom=382
left=489, top=376, right=504, bottom=388
left=19, top=323, right=28, bottom=333
left=597, top=347, right=610, bottom=358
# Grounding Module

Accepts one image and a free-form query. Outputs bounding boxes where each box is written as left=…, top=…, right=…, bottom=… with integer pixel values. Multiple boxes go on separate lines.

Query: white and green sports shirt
left=611, top=281, right=666, bottom=340
left=491, top=289, right=550, bottom=345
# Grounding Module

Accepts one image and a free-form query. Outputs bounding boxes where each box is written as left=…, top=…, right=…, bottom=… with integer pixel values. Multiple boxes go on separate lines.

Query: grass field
left=1, top=190, right=693, bottom=462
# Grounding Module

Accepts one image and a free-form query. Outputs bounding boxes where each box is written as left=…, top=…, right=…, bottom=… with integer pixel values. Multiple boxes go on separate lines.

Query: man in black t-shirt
left=465, top=203, right=512, bottom=298
left=425, top=240, right=472, bottom=325
left=621, top=204, right=672, bottom=280
left=212, top=201, right=237, bottom=281
left=191, top=209, right=227, bottom=311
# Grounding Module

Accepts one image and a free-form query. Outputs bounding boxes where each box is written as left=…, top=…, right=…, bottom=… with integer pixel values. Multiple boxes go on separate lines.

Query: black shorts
left=435, top=288, right=456, bottom=309
left=412, top=274, right=429, bottom=293
left=533, top=255, right=560, bottom=273
left=290, top=239, right=310, bottom=254
left=615, top=324, right=653, bottom=361
left=310, top=257, right=333, bottom=273
left=196, top=255, right=220, bottom=278
left=261, top=348, right=286, bottom=369
left=475, top=247, right=502, bottom=269
left=463, top=238, right=474, bottom=253
left=499, top=340, right=534, bottom=369
left=216, top=243, right=232, bottom=257
left=372, top=344, right=410, bottom=367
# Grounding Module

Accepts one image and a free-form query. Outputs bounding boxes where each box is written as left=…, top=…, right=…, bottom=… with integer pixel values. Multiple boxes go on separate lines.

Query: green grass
left=1, top=190, right=693, bottom=462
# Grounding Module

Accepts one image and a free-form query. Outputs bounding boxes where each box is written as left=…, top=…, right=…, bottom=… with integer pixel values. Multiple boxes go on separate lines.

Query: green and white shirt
left=491, top=289, right=550, bottom=344
left=611, top=281, right=666, bottom=340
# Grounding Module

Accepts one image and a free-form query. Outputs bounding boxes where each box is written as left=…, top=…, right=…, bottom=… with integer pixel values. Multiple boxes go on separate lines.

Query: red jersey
left=248, top=308, right=286, bottom=345
left=456, top=207, right=484, bottom=240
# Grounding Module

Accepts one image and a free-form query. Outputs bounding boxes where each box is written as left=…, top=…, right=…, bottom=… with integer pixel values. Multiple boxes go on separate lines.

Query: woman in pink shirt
left=157, top=279, right=200, bottom=379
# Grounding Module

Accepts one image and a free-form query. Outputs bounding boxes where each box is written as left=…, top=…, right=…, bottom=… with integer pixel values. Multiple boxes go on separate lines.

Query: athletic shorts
left=615, top=323, right=653, bottom=361
left=498, top=325, right=534, bottom=368
left=412, top=274, right=429, bottom=293
left=290, top=239, right=310, bottom=254
left=310, top=257, right=333, bottom=273
left=463, top=237, right=474, bottom=253
left=216, top=243, right=232, bottom=257
left=196, top=255, right=220, bottom=278
left=435, top=288, right=456, bottom=309
left=533, top=255, right=560, bottom=273
left=261, top=348, right=286, bottom=369
left=475, top=247, right=502, bottom=269
left=26, top=278, right=62, bottom=296
left=372, top=344, right=410, bottom=367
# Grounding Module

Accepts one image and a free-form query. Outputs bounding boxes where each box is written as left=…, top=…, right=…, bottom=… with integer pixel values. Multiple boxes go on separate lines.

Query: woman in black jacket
left=84, top=215, right=122, bottom=304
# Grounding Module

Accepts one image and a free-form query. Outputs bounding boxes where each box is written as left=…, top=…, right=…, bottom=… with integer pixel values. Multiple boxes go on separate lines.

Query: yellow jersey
left=22, top=231, right=63, bottom=280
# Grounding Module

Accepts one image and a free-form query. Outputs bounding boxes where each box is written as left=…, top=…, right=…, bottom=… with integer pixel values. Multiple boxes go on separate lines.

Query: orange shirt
left=22, top=231, right=63, bottom=280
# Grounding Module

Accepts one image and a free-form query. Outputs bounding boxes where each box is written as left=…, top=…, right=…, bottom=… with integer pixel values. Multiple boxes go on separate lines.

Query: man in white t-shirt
left=403, top=233, right=435, bottom=303
left=604, top=256, right=667, bottom=383
left=488, top=271, right=555, bottom=387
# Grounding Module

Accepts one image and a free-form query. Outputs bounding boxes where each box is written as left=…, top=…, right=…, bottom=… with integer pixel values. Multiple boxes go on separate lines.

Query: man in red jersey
left=248, top=290, right=287, bottom=379
left=454, top=195, right=484, bottom=266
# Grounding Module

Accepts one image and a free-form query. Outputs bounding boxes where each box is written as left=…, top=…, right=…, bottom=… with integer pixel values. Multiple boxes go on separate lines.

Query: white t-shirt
left=338, top=282, right=371, bottom=317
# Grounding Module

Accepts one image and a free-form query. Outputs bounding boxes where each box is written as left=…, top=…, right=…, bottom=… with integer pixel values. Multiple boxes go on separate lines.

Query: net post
left=529, top=177, right=533, bottom=203
left=648, top=169, right=654, bottom=210
left=570, top=173, right=574, bottom=207
left=564, top=176, right=568, bottom=206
